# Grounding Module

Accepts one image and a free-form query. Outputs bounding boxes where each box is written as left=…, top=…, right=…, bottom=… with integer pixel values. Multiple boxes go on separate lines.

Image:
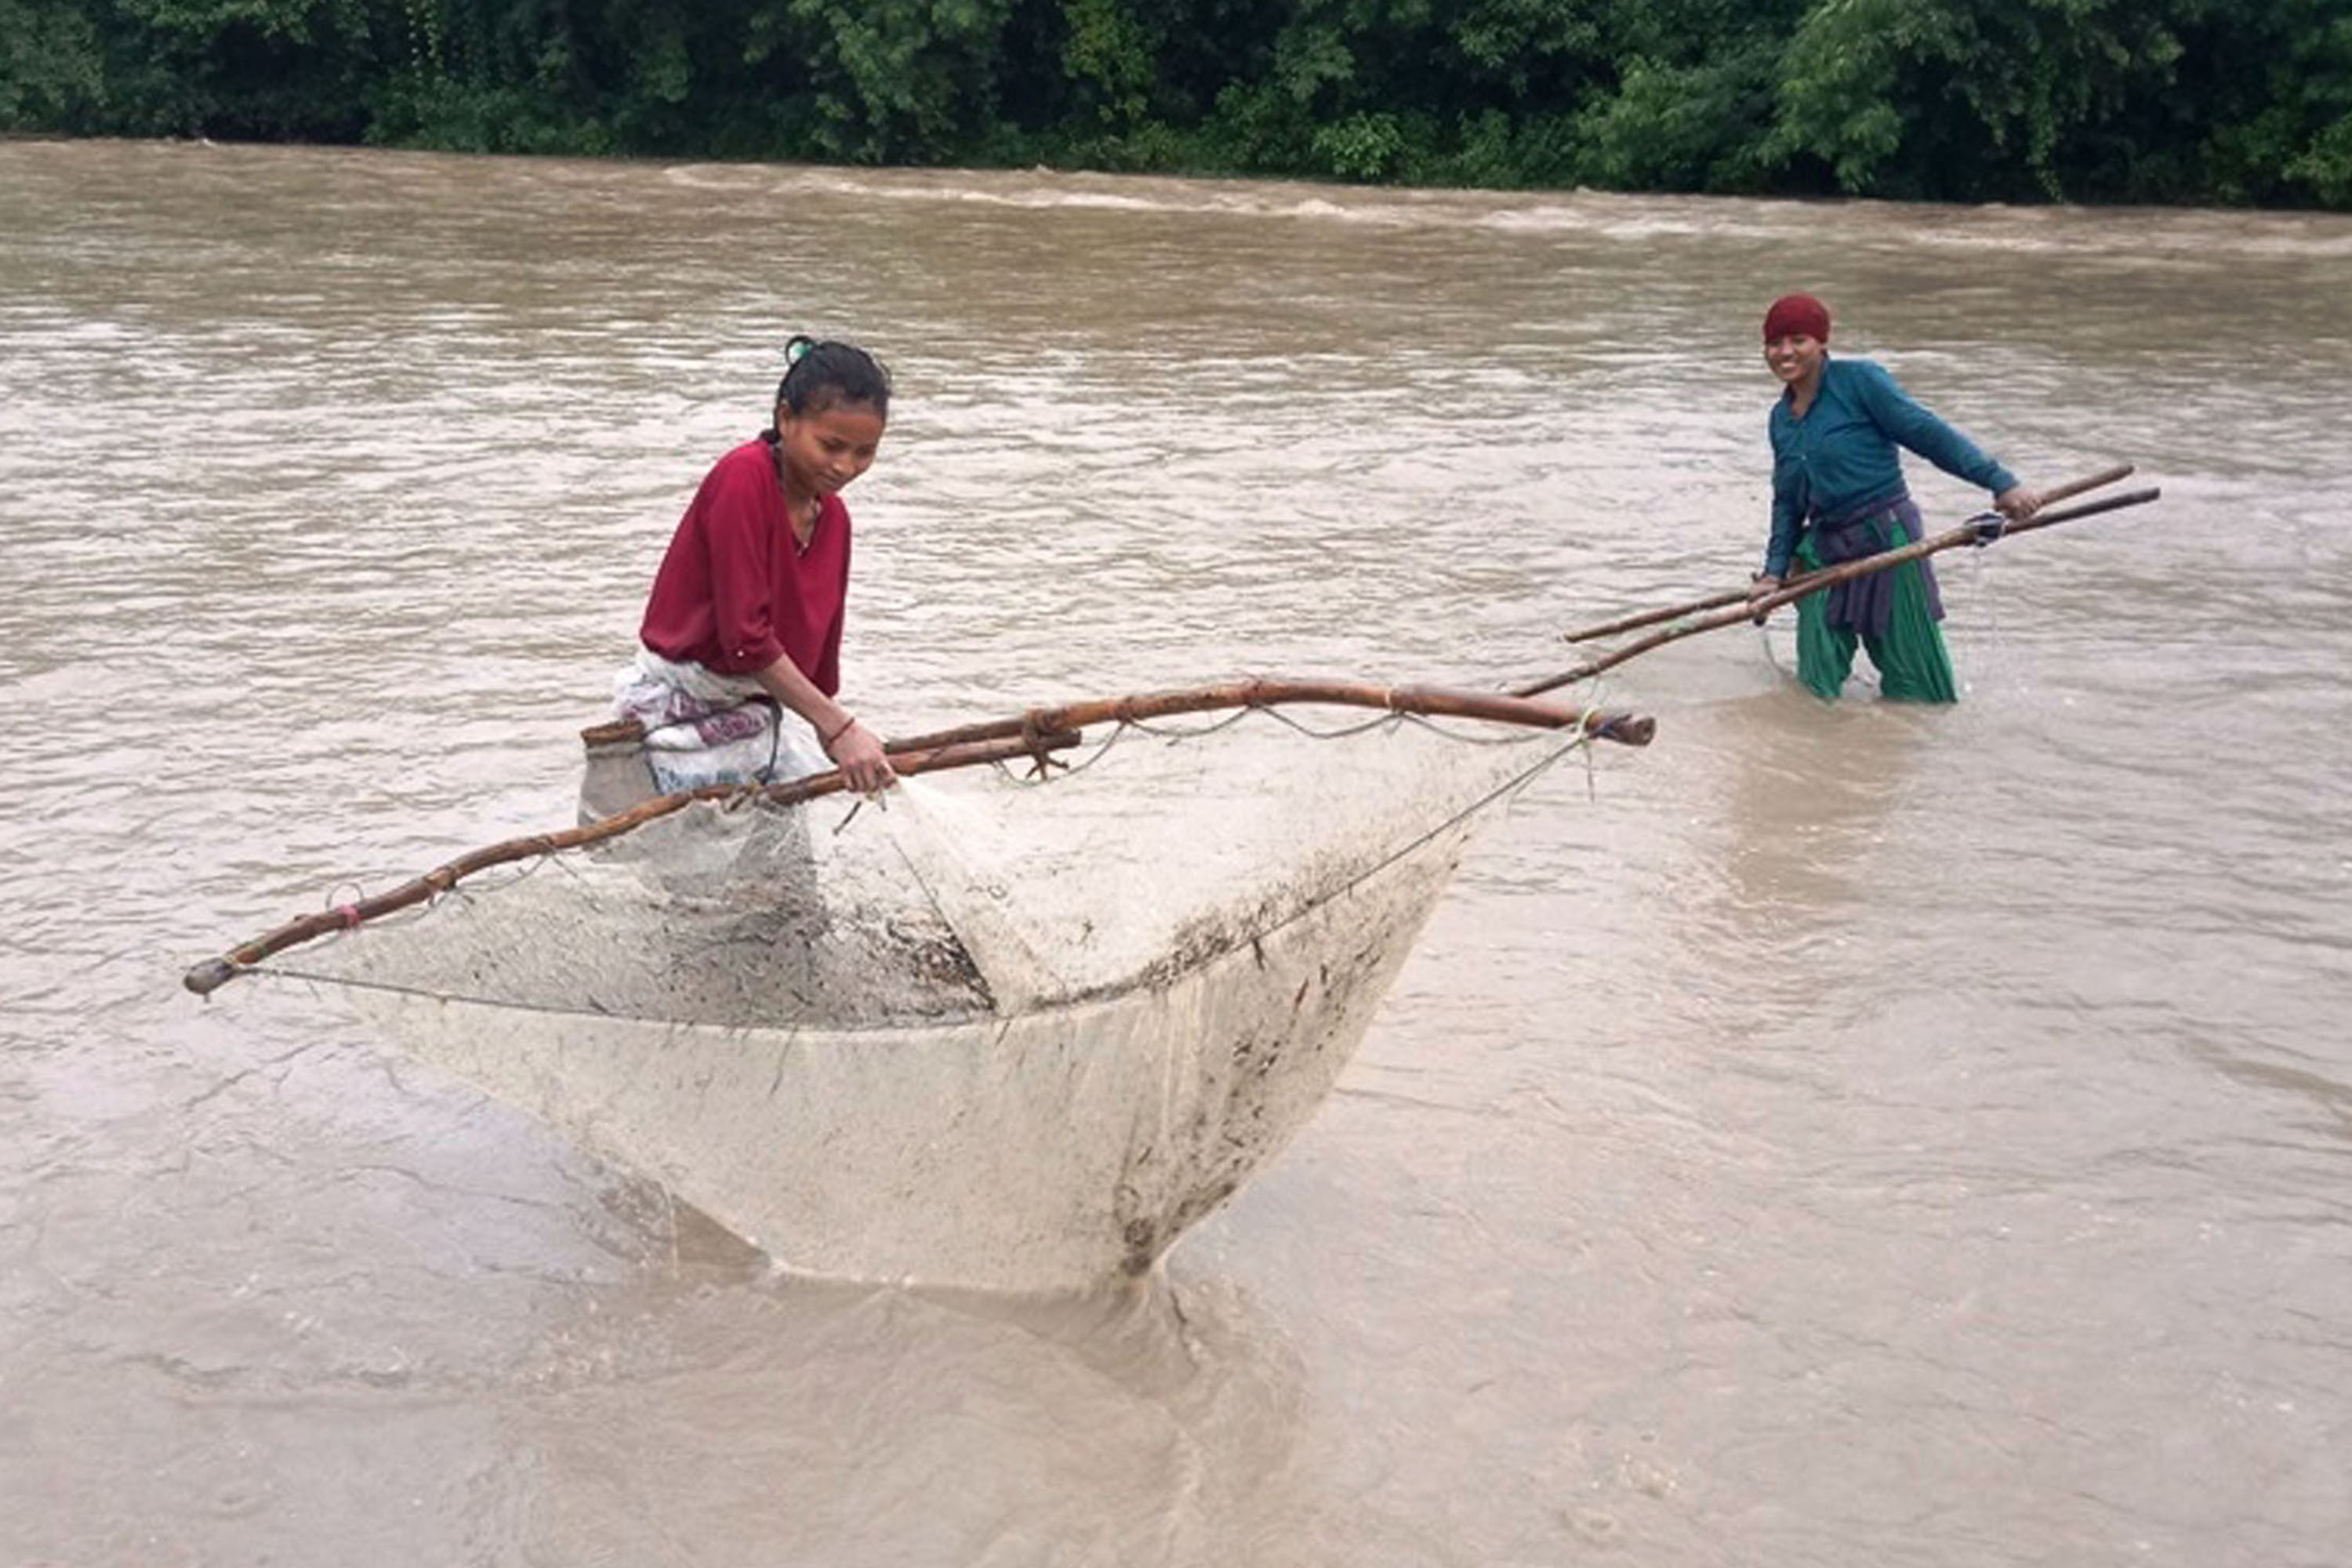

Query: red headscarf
left=1762, top=293, right=1831, bottom=343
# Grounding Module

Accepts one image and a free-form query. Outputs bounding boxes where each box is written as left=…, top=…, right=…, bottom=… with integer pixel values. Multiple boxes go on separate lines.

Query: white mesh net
left=259, top=706, right=1595, bottom=1289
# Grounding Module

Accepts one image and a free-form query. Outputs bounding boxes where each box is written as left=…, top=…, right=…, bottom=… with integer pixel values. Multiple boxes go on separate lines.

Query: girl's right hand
left=1748, top=572, right=1783, bottom=623
left=824, top=719, right=895, bottom=794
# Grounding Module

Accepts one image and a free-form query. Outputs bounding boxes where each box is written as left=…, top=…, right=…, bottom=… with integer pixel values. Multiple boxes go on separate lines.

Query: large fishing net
left=254, top=702, right=1606, bottom=1289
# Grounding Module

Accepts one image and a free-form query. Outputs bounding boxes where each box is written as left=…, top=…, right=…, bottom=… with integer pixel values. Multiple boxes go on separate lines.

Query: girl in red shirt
left=617, top=336, right=895, bottom=797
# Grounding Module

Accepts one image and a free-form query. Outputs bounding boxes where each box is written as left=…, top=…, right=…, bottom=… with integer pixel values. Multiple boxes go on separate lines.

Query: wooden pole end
left=1600, top=713, right=1657, bottom=746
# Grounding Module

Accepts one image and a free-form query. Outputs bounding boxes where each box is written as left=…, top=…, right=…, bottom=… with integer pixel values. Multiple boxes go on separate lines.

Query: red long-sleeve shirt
left=638, top=437, right=851, bottom=692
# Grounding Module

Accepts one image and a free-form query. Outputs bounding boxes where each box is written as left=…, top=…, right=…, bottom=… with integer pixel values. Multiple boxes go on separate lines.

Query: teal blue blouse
left=1766, top=356, right=2016, bottom=578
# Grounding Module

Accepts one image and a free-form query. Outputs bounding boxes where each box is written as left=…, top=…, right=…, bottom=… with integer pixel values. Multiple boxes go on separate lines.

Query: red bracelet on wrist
left=821, top=714, right=858, bottom=748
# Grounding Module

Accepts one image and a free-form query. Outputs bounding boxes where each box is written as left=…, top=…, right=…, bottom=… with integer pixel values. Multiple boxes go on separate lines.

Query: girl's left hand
left=824, top=720, right=895, bottom=794
left=1995, top=485, right=2041, bottom=521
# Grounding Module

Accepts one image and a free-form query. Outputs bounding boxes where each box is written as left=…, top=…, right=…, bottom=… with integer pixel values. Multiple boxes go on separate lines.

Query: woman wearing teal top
left=1746, top=294, right=2041, bottom=702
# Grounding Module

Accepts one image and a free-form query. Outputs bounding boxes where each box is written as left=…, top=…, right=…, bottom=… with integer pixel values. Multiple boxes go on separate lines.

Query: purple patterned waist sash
left=1805, top=492, right=1944, bottom=639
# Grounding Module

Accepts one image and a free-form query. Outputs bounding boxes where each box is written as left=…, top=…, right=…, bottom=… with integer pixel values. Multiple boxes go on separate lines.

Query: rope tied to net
left=319, top=881, right=375, bottom=931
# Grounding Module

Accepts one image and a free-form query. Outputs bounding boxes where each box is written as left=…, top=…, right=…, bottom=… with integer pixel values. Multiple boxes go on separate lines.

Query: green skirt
left=1790, top=534, right=1959, bottom=704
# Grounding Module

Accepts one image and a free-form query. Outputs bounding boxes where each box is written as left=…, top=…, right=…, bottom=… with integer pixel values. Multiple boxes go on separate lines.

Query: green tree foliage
left=774, top=0, right=1018, bottom=161
left=2173, top=0, right=2352, bottom=205
left=1762, top=0, right=2190, bottom=199
left=0, top=1, right=107, bottom=129
left=2, top=0, right=2347, bottom=208
left=1566, top=0, right=1800, bottom=191
left=1760, top=0, right=2352, bottom=205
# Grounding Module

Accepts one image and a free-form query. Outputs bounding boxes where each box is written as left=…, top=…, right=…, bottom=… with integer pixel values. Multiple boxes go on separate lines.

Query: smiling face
left=775, top=398, right=886, bottom=499
left=1764, top=332, right=1828, bottom=391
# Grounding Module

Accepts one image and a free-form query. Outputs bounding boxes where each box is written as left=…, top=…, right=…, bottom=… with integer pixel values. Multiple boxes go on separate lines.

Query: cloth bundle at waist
left=612, top=648, right=828, bottom=793
left=1803, top=490, right=1944, bottom=639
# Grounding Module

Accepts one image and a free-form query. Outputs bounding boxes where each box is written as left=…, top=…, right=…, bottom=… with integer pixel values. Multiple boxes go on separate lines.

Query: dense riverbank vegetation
left=4, top=0, right=2349, bottom=207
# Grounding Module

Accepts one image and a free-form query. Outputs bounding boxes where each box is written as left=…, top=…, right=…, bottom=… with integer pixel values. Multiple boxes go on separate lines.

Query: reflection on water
left=3, top=139, right=2350, bottom=1564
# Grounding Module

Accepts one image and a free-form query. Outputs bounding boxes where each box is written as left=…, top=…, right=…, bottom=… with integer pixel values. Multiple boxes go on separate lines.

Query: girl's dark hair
left=775, top=334, right=891, bottom=419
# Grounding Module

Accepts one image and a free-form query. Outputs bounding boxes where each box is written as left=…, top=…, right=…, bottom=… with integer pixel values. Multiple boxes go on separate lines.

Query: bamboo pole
left=183, top=728, right=1081, bottom=996
left=1513, top=485, right=2161, bottom=699
left=885, top=676, right=1657, bottom=754
left=583, top=681, right=1653, bottom=753
left=1556, top=463, right=2137, bottom=647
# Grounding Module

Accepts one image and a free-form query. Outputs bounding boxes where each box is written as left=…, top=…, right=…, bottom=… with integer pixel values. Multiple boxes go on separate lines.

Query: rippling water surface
left=3, top=140, right=2348, bottom=1566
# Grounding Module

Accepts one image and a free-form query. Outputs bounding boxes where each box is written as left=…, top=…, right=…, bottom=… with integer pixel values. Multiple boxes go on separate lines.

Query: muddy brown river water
left=2, top=140, right=2348, bottom=1565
